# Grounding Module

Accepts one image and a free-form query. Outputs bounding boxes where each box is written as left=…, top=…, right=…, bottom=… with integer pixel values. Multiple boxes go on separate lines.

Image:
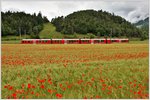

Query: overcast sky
left=1, top=0, right=149, bottom=23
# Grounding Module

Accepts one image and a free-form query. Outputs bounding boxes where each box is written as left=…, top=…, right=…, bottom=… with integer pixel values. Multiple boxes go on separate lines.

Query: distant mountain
left=134, top=17, right=149, bottom=28
left=134, top=17, right=149, bottom=40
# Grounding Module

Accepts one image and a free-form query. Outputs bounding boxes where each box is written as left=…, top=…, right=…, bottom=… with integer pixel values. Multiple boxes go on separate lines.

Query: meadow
left=1, top=42, right=149, bottom=99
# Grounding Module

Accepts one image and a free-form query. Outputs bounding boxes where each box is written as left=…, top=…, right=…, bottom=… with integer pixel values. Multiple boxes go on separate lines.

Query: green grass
left=2, top=35, right=31, bottom=41
left=1, top=40, right=21, bottom=44
left=129, top=40, right=149, bottom=44
left=39, top=23, right=63, bottom=39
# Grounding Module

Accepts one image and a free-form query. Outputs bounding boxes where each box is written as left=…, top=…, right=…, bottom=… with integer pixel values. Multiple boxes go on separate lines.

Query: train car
left=106, top=38, right=111, bottom=44
left=111, top=38, right=120, bottom=43
left=51, top=39, right=64, bottom=44
left=35, top=39, right=51, bottom=44
left=80, top=39, right=91, bottom=44
left=92, top=39, right=105, bottom=44
left=65, top=39, right=80, bottom=44
left=120, top=39, right=129, bottom=43
left=22, top=39, right=35, bottom=44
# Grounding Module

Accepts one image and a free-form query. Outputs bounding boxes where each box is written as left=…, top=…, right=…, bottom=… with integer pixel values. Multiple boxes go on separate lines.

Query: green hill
left=51, top=9, right=142, bottom=38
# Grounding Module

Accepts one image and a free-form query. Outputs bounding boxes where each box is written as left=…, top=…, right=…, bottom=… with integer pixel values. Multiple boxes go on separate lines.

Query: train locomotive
left=21, top=38, right=129, bottom=44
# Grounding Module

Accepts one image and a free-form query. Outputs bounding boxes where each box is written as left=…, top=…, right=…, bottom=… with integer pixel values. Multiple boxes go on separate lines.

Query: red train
left=21, top=38, right=129, bottom=44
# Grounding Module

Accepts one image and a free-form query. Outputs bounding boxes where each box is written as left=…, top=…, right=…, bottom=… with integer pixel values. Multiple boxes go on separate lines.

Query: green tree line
left=1, top=11, right=49, bottom=38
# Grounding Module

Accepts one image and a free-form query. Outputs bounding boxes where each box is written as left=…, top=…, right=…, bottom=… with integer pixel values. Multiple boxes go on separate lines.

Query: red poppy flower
left=31, top=91, right=34, bottom=94
left=32, top=85, right=35, bottom=88
left=102, top=84, right=106, bottom=87
left=12, top=93, right=17, bottom=98
left=4, top=85, right=7, bottom=88
left=91, top=78, right=95, bottom=81
left=67, top=85, right=71, bottom=89
left=118, top=86, right=123, bottom=88
left=95, top=95, right=101, bottom=98
left=56, top=93, right=62, bottom=98
left=28, top=84, right=31, bottom=89
left=137, top=90, right=141, bottom=94
left=48, top=89, right=53, bottom=94
left=38, top=79, right=45, bottom=83
left=129, top=82, right=132, bottom=85
left=100, top=79, right=104, bottom=82
left=59, top=84, right=62, bottom=87
left=40, top=85, right=45, bottom=89
left=9, top=86, right=13, bottom=90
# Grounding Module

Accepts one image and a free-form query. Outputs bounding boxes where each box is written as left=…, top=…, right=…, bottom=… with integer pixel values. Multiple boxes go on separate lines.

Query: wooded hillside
left=51, top=10, right=148, bottom=39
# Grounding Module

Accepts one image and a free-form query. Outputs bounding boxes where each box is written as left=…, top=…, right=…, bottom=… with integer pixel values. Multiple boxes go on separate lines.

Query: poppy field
left=1, top=43, right=149, bottom=99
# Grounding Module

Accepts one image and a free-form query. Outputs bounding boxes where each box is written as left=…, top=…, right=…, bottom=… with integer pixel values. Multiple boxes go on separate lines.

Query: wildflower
left=77, top=80, right=83, bottom=84
left=28, top=84, right=31, bottom=89
left=107, top=91, right=112, bottom=94
left=38, top=79, right=45, bottom=83
left=40, top=85, right=45, bottom=89
left=102, top=84, right=106, bottom=87
left=118, top=86, right=123, bottom=88
left=32, top=85, right=35, bottom=88
left=129, top=82, right=132, bottom=85
left=31, top=91, right=34, bottom=94
left=137, top=90, right=141, bottom=94
left=22, top=84, right=25, bottom=89
left=67, top=85, right=71, bottom=89
left=56, top=93, right=62, bottom=99
left=134, top=92, right=136, bottom=95
left=59, top=84, right=62, bottom=87
left=9, top=86, right=13, bottom=90
left=12, top=93, right=17, bottom=98
left=62, top=87, right=66, bottom=91
left=4, top=85, right=7, bottom=88
left=48, top=89, right=53, bottom=94
left=101, top=87, right=105, bottom=91
left=100, top=79, right=104, bottom=82
left=133, top=84, right=136, bottom=87
left=91, top=78, right=95, bottom=81
left=82, top=74, right=85, bottom=77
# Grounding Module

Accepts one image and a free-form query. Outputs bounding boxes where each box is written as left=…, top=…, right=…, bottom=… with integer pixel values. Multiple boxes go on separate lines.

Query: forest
left=51, top=10, right=148, bottom=40
left=1, top=11, right=49, bottom=38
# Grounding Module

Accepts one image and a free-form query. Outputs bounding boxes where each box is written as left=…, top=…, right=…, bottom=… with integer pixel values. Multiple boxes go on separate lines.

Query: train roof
left=22, top=38, right=129, bottom=41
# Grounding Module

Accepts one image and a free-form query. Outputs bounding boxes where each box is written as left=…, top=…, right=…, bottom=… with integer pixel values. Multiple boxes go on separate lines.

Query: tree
left=1, top=11, right=48, bottom=37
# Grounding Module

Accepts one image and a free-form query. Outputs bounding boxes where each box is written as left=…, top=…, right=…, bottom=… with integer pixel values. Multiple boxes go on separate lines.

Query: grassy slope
left=39, top=23, right=63, bottom=39
left=39, top=23, right=90, bottom=39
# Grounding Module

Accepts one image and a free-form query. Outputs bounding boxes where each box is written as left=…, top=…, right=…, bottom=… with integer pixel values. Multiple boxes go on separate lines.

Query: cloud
left=1, top=0, right=149, bottom=23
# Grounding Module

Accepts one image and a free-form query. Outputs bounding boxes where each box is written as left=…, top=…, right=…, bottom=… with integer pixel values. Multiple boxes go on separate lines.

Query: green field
left=1, top=42, right=149, bottom=99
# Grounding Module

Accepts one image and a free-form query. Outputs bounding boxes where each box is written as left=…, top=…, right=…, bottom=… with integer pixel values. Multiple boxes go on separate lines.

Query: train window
left=122, top=40, right=126, bottom=42
left=111, top=40, right=116, bottom=42
left=101, top=40, right=104, bottom=42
